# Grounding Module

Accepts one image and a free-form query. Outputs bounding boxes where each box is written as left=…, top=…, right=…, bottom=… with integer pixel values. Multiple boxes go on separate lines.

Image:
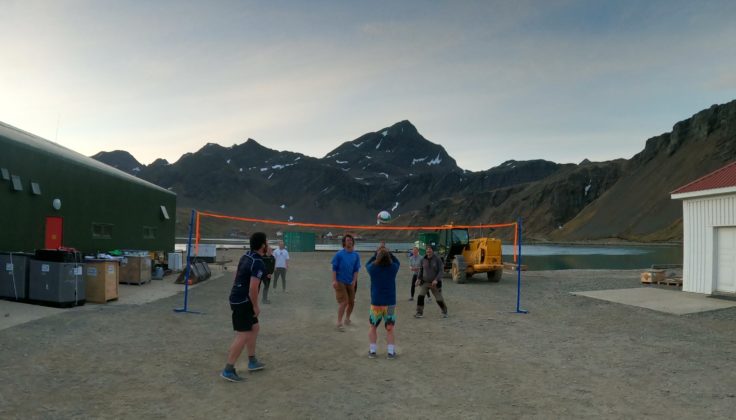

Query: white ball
left=376, top=210, right=391, bottom=223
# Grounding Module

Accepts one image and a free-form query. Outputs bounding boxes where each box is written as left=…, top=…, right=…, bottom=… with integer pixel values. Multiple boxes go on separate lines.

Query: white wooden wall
left=682, top=193, right=736, bottom=294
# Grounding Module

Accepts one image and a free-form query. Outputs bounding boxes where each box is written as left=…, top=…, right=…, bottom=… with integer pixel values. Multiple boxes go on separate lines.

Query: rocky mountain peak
left=91, top=150, right=142, bottom=173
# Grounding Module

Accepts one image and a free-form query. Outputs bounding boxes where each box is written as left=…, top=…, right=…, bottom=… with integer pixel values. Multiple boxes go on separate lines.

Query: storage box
left=85, top=260, right=119, bottom=303
left=28, top=261, right=85, bottom=306
left=0, top=253, right=32, bottom=300
left=119, top=256, right=152, bottom=284
left=186, top=244, right=216, bottom=263
left=640, top=270, right=666, bottom=284
left=167, top=252, right=183, bottom=271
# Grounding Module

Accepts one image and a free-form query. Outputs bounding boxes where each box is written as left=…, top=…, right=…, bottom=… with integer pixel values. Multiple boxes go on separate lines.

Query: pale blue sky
left=2, top=0, right=735, bottom=171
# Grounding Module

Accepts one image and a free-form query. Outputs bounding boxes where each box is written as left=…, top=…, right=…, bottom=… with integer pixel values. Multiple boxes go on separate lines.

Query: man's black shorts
left=231, top=302, right=258, bottom=332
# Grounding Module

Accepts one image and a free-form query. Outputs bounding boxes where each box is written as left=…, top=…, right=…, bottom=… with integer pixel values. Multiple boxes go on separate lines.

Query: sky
left=2, top=0, right=736, bottom=172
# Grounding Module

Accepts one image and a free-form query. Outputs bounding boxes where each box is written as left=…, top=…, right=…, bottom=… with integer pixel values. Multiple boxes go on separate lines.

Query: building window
left=31, top=182, right=41, bottom=195
left=11, top=175, right=22, bottom=191
left=1, top=168, right=9, bottom=180
left=143, top=226, right=157, bottom=239
left=92, top=223, right=113, bottom=239
left=160, top=205, right=170, bottom=220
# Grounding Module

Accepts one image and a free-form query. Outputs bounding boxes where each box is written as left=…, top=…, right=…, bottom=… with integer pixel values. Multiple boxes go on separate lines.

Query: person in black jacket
left=261, top=245, right=276, bottom=304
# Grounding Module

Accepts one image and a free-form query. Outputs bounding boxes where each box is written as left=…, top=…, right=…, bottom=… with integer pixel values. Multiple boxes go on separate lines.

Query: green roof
left=0, top=120, right=174, bottom=196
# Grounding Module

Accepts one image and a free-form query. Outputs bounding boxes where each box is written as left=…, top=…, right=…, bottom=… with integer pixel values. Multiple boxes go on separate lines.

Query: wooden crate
left=85, top=260, right=119, bottom=303
left=119, top=256, right=152, bottom=284
left=641, top=270, right=666, bottom=284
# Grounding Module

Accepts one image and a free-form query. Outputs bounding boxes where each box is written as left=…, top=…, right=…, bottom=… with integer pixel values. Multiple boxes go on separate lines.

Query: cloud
left=1, top=1, right=735, bottom=170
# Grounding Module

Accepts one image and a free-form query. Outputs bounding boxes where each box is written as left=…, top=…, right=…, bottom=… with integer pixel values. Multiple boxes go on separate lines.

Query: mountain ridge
left=92, top=100, right=736, bottom=241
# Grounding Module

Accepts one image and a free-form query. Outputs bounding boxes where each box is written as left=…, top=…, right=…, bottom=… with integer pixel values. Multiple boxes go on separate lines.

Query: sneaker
left=387, top=352, right=397, bottom=360
left=442, top=312, right=448, bottom=318
left=221, top=369, right=244, bottom=382
left=248, top=359, right=265, bottom=371
left=414, top=313, right=423, bottom=318
left=345, top=319, right=352, bottom=326
left=336, top=324, right=345, bottom=332
left=408, top=297, right=414, bottom=301
left=368, top=351, right=377, bottom=359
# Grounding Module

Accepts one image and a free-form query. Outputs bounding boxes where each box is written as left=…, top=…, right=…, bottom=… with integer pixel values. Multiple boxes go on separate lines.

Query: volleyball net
left=175, top=209, right=527, bottom=314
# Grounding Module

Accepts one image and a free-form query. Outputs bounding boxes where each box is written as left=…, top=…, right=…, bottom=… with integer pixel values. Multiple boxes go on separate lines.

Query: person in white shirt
left=272, top=241, right=290, bottom=292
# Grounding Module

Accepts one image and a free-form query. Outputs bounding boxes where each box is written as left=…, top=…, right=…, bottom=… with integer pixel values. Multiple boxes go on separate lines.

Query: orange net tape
left=194, top=210, right=520, bottom=262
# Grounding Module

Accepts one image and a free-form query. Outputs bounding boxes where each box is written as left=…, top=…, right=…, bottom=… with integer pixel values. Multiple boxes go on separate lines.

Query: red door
left=45, top=217, right=63, bottom=249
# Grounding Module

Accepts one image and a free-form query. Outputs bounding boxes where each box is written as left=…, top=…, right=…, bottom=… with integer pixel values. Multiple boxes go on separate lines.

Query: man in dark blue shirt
left=366, top=246, right=400, bottom=359
left=221, top=232, right=268, bottom=382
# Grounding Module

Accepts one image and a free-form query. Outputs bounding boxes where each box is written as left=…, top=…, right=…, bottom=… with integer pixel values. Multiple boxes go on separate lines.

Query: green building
left=283, top=231, right=315, bottom=252
left=0, top=121, right=176, bottom=253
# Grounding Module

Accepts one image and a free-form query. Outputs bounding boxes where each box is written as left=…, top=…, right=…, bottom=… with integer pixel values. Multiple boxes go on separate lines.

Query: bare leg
left=244, top=324, right=259, bottom=356
left=386, top=324, right=395, bottom=345
left=226, top=332, right=248, bottom=365
left=369, top=324, right=378, bottom=344
left=346, top=299, right=354, bottom=323
left=337, top=302, right=347, bottom=326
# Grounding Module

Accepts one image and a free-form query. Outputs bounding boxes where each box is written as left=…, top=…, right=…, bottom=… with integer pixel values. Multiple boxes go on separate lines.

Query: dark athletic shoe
left=387, top=352, right=397, bottom=360
left=221, top=369, right=244, bottom=382
left=248, top=359, right=265, bottom=371
left=414, top=313, right=423, bottom=318
left=368, top=351, right=377, bottom=359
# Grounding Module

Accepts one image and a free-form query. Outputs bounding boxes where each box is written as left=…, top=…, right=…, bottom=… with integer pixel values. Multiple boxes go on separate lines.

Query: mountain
left=550, top=101, right=736, bottom=241
left=91, top=150, right=144, bottom=174
left=91, top=100, right=736, bottom=241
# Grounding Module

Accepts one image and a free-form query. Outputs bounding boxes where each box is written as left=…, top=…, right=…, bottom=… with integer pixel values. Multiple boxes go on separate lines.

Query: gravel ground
left=1, top=250, right=735, bottom=419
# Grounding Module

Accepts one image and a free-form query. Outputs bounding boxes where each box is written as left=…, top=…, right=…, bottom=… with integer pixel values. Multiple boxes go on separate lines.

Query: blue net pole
left=515, top=217, right=528, bottom=314
left=175, top=209, right=196, bottom=313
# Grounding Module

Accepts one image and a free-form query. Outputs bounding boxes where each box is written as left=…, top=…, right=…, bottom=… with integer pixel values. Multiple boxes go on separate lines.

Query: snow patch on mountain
left=427, top=153, right=442, bottom=166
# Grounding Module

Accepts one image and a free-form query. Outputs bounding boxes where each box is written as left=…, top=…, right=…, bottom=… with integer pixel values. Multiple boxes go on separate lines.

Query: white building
left=671, top=161, right=736, bottom=294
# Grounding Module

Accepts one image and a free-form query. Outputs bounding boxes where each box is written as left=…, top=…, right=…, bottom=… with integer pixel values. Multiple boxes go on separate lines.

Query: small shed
left=671, top=161, right=736, bottom=294
left=283, top=231, right=315, bottom=252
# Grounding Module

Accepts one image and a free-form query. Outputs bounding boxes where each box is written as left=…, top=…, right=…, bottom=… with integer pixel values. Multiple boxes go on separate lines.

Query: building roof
left=0, top=120, right=174, bottom=196
left=671, top=160, right=736, bottom=196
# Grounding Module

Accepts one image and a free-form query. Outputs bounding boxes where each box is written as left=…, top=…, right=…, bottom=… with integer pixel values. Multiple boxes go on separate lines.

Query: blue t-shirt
left=331, top=249, right=361, bottom=285
left=366, top=254, right=400, bottom=306
left=229, top=251, right=265, bottom=304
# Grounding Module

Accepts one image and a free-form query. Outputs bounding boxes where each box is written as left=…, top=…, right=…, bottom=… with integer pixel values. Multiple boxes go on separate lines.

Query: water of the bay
left=183, top=239, right=683, bottom=270
left=318, top=242, right=684, bottom=270
left=501, top=244, right=683, bottom=270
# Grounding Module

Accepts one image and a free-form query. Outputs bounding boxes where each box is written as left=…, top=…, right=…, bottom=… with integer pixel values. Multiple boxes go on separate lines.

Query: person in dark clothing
left=221, top=232, right=268, bottom=383
left=414, top=245, right=448, bottom=318
left=366, top=246, right=400, bottom=359
left=261, top=245, right=275, bottom=304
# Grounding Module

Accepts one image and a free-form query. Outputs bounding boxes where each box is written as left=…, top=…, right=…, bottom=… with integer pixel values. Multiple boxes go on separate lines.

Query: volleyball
left=376, top=210, right=392, bottom=224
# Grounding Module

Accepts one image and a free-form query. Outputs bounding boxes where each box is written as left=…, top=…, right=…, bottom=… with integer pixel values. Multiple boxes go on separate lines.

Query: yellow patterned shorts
left=369, top=305, right=396, bottom=327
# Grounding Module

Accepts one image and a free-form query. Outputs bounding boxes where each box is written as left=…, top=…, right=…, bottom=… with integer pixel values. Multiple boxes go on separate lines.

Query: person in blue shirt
left=221, top=232, right=268, bottom=382
left=366, top=246, right=400, bottom=359
left=331, top=234, right=361, bottom=331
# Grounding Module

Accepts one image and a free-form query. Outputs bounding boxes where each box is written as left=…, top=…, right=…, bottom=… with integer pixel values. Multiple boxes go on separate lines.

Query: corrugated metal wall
left=682, top=193, right=736, bottom=294
left=0, top=123, right=176, bottom=253
left=283, top=231, right=315, bottom=252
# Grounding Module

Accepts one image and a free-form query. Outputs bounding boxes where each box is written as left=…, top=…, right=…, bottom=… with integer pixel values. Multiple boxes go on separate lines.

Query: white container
left=186, top=244, right=216, bottom=261
left=168, top=252, right=183, bottom=272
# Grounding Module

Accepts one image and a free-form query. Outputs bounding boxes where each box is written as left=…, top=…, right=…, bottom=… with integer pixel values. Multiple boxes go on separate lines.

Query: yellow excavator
left=435, top=226, right=504, bottom=284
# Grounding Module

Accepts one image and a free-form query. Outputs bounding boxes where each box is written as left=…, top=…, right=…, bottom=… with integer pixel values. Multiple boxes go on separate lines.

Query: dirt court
left=2, top=250, right=736, bottom=419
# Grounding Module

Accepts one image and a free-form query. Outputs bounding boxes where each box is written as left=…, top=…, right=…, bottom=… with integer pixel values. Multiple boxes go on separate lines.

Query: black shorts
left=231, top=302, right=258, bottom=332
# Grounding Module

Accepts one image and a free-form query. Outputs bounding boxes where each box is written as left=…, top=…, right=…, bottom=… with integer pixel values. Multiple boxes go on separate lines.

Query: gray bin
left=0, top=253, right=31, bottom=300
left=29, top=260, right=86, bottom=306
